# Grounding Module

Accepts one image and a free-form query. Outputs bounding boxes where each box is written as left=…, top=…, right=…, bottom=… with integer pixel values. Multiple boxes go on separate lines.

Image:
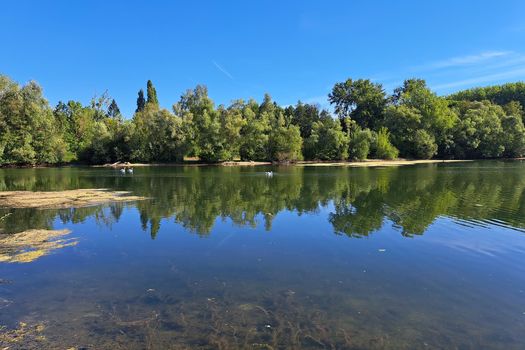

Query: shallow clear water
left=1, top=161, right=525, bottom=349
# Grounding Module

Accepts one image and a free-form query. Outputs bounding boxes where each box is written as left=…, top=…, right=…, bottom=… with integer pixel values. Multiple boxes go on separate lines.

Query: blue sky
left=2, top=0, right=525, bottom=117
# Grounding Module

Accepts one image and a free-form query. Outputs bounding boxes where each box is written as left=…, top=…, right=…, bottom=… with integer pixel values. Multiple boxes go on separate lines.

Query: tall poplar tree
left=136, top=89, right=146, bottom=112
left=108, top=99, right=121, bottom=119
left=146, top=80, right=159, bottom=109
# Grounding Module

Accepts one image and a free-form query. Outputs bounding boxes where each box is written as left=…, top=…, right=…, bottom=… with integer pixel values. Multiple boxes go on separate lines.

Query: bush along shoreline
left=1, top=74, right=524, bottom=167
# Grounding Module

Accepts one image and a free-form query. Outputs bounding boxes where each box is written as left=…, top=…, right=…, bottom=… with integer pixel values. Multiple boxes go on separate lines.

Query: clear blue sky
left=2, top=0, right=525, bottom=117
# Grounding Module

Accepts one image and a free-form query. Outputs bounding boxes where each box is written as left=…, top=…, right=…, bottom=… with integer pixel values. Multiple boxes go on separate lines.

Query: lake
left=1, top=161, right=525, bottom=349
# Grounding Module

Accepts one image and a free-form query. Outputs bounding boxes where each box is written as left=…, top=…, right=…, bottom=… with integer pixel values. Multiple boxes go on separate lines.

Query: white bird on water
left=119, top=168, right=126, bottom=174
left=265, top=171, right=273, bottom=177
left=127, top=168, right=134, bottom=174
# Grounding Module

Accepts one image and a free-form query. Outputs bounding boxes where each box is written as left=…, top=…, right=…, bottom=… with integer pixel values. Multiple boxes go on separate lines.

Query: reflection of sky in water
left=423, top=216, right=525, bottom=257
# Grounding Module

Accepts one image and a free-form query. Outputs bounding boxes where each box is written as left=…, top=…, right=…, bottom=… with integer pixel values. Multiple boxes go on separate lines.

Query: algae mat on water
left=0, top=229, right=76, bottom=263
left=0, top=189, right=146, bottom=263
left=0, top=189, right=147, bottom=209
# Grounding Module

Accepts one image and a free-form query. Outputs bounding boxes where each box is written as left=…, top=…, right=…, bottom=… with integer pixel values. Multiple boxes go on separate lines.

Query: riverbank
left=297, top=159, right=473, bottom=167
left=6, top=158, right=521, bottom=169
left=94, top=159, right=473, bottom=168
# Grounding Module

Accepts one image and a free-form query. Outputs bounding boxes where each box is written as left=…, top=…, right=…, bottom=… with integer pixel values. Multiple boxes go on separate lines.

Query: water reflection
left=2, top=163, right=525, bottom=349
left=1, top=161, right=525, bottom=238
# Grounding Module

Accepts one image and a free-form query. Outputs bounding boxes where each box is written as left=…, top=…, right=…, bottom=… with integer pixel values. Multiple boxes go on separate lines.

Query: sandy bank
left=297, top=159, right=473, bottom=167
left=96, top=159, right=472, bottom=168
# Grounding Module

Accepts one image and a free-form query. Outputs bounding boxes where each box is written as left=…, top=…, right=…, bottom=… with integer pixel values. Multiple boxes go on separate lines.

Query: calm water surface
left=1, top=161, right=525, bottom=349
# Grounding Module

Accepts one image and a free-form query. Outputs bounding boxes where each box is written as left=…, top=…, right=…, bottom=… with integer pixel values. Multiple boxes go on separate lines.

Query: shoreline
left=3, top=158, right=524, bottom=169
left=296, top=159, right=473, bottom=167
left=94, top=159, right=475, bottom=168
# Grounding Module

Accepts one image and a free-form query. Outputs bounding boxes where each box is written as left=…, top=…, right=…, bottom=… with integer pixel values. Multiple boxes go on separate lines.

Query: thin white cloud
left=370, top=50, right=525, bottom=94
left=432, top=67, right=525, bottom=91
left=434, top=51, right=511, bottom=68
left=212, top=60, right=234, bottom=80
left=412, top=52, right=525, bottom=87
left=412, top=51, right=512, bottom=71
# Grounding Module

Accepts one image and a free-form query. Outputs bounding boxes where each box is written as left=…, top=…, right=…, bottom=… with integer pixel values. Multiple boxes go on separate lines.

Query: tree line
left=1, top=74, right=524, bottom=166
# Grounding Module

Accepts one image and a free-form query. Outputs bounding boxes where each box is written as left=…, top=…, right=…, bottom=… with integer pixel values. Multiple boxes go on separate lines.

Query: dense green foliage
left=449, top=82, right=525, bottom=111
left=0, top=77, right=70, bottom=165
left=1, top=73, right=525, bottom=166
left=329, top=78, right=387, bottom=130
left=304, top=113, right=348, bottom=160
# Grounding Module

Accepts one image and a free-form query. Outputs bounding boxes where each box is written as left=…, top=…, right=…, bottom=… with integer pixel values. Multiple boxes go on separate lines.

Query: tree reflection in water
left=1, top=161, right=524, bottom=238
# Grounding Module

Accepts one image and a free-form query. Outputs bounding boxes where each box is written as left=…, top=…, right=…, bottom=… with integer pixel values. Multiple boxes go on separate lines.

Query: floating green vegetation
left=0, top=189, right=147, bottom=209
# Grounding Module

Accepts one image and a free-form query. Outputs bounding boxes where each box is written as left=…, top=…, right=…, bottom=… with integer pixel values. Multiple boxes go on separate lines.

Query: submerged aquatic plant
left=0, top=322, right=46, bottom=348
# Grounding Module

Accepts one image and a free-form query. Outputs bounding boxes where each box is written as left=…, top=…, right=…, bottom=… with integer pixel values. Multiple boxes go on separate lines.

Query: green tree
left=503, top=100, right=524, bottom=124
left=451, top=101, right=505, bottom=158
left=289, top=102, right=322, bottom=138
left=87, top=121, right=113, bottom=163
left=349, top=127, right=372, bottom=160
left=393, top=79, right=457, bottom=131
left=304, top=113, right=349, bottom=160
left=107, top=99, right=122, bottom=120
left=411, top=129, right=438, bottom=159
left=501, top=114, right=525, bottom=157
left=90, top=91, right=111, bottom=121
left=174, top=85, right=229, bottom=162
left=329, top=78, right=387, bottom=130
left=52, top=93, right=124, bottom=164
left=0, top=76, right=69, bottom=165
left=130, top=108, right=188, bottom=162
left=53, top=101, right=81, bottom=159
left=136, top=89, right=146, bottom=113
left=259, top=93, right=277, bottom=118
left=218, top=101, right=246, bottom=160
left=383, top=105, right=438, bottom=159
left=239, top=99, right=270, bottom=161
left=268, top=113, right=303, bottom=162
left=391, top=79, right=457, bottom=156
left=372, top=127, right=399, bottom=160
left=146, top=80, right=159, bottom=109
left=449, top=82, right=525, bottom=111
